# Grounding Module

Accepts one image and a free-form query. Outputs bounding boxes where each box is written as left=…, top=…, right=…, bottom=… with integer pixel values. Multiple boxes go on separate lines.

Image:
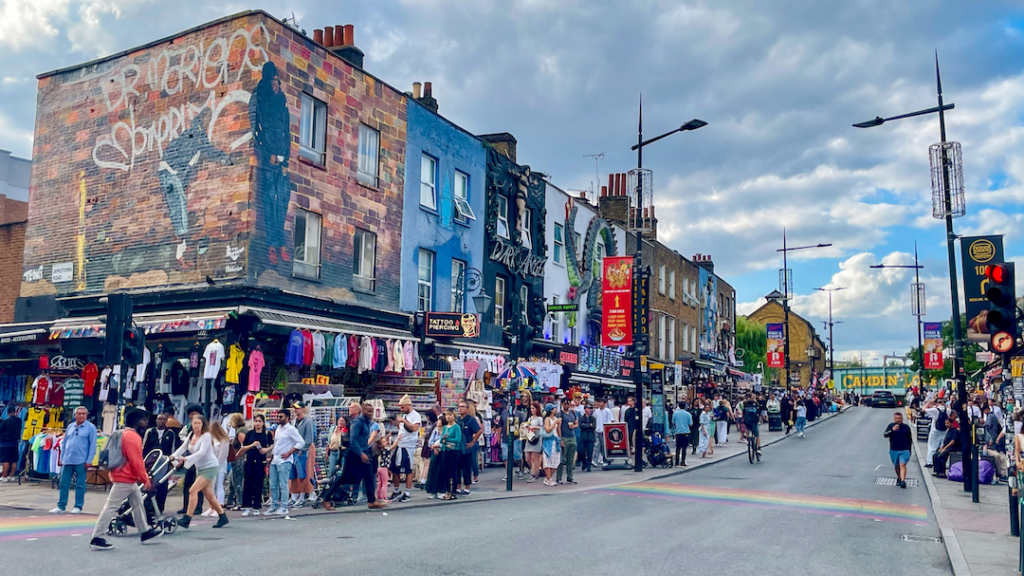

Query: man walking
left=89, top=408, right=162, bottom=550
left=289, top=402, right=317, bottom=508
left=390, top=395, right=421, bottom=502
left=672, top=401, right=693, bottom=467
left=593, top=398, right=613, bottom=467
left=557, top=397, right=578, bottom=485
left=345, top=401, right=385, bottom=509
left=51, top=406, right=97, bottom=515
left=578, top=404, right=596, bottom=472
left=142, top=412, right=181, bottom=514
left=923, top=398, right=948, bottom=467
left=268, top=409, right=305, bottom=515
left=781, top=393, right=794, bottom=435
left=883, top=411, right=913, bottom=488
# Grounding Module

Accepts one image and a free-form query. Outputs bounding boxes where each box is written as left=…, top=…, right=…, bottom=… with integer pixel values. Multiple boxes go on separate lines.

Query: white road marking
left=875, top=465, right=883, bottom=470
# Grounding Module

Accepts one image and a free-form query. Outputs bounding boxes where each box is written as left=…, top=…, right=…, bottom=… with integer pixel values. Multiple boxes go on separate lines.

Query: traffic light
left=122, top=326, right=146, bottom=364
left=103, top=294, right=132, bottom=365
left=984, top=262, right=1018, bottom=351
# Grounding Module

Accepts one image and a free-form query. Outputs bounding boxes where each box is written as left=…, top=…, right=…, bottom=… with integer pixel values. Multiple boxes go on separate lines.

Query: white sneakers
left=71, top=507, right=82, bottom=514
left=49, top=507, right=66, bottom=514
left=270, top=508, right=288, bottom=515
left=242, top=508, right=260, bottom=517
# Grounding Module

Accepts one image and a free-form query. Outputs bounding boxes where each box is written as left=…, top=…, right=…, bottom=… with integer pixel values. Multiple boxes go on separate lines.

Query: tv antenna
left=584, top=152, right=604, bottom=195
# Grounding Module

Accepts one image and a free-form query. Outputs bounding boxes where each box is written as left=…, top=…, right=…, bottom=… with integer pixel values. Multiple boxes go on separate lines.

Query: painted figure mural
left=249, top=61, right=293, bottom=265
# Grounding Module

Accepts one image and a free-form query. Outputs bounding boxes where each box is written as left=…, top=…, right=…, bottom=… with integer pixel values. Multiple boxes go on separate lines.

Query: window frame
left=553, top=223, right=564, bottom=265
left=417, top=248, right=435, bottom=312
left=668, top=317, right=676, bottom=360
left=551, top=294, right=561, bottom=342
left=353, top=229, right=377, bottom=292
left=357, top=124, right=380, bottom=187
left=451, top=258, right=466, bottom=313
left=659, top=264, right=666, bottom=294
left=658, top=314, right=667, bottom=360
left=453, top=170, right=475, bottom=223
left=494, top=277, right=506, bottom=326
left=420, top=154, right=437, bottom=211
left=299, top=93, right=328, bottom=165
left=496, top=196, right=510, bottom=239
left=669, top=270, right=676, bottom=300
left=520, top=208, right=532, bottom=249
left=292, top=209, right=322, bottom=280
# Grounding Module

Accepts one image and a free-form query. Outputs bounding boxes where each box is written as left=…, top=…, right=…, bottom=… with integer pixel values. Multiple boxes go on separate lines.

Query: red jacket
left=110, top=428, right=149, bottom=486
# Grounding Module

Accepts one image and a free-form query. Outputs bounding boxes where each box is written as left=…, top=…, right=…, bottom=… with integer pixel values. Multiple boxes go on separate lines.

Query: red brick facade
left=0, top=194, right=27, bottom=322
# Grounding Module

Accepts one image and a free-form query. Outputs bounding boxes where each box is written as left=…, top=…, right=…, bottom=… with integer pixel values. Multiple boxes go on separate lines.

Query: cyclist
left=742, top=394, right=762, bottom=458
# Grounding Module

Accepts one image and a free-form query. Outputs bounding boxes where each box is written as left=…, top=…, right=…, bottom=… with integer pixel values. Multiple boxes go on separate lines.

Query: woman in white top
left=172, top=414, right=229, bottom=528
left=202, top=421, right=231, bottom=517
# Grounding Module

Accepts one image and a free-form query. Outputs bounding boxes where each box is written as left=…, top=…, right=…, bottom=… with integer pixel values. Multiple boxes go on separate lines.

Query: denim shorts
left=889, top=450, right=911, bottom=466
left=290, top=451, right=308, bottom=480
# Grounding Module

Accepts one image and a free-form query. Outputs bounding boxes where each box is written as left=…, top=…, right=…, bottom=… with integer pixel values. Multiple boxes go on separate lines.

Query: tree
left=735, top=316, right=779, bottom=383
left=905, top=315, right=983, bottom=381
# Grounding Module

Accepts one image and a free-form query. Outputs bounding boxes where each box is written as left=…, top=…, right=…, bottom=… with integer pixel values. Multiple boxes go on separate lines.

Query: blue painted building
left=399, top=99, right=487, bottom=316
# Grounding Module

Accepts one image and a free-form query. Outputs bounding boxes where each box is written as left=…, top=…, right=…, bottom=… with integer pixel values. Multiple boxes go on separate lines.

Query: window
left=451, top=259, right=466, bottom=313
left=682, top=323, right=689, bottom=354
left=551, top=295, right=561, bottom=343
left=299, top=94, right=327, bottom=165
left=417, top=249, right=434, bottom=312
left=669, top=270, right=676, bottom=300
left=658, top=315, right=667, bottom=359
left=494, top=277, right=506, bottom=326
left=357, top=124, right=380, bottom=186
left=574, top=232, right=582, bottom=260
left=683, top=278, right=690, bottom=304
left=553, top=223, right=564, bottom=265
left=669, top=317, right=676, bottom=360
left=353, top=229, right=376, bottom=292
left=659, top=264, right=666, bottom=294
left=420, top=154, right=437, bottom=210
left=520, top=208, right=532, bottom=249
left=453, top=171, right=475, bottom=222
left=691, top=326, right=698, bottom=353
left=293, top=210, right=322, bottom=279
left=520, top=285, right=529, bottom=324
left=593, top=239, right=605, bottom=279
left=496, top=196, right=510, bottom=239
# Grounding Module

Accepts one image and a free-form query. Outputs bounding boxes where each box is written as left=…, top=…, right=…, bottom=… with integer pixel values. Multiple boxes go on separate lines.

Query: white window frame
left=691, top=326, right=698, bottom=353
left=659, top=264, right=666, bottom=294
left=353, top=229, right=376, bottom=292
left=494, top=277, right=506, bottom=326
left=668, top=317, right=676, bottom=360
left=520, top=284, right=529, bottom=324
left=420, top=154, right=437, bottom=210
left=682, top=323, right=689, bottom=354
left=496, top=196, right=510, bottom=239
left=453, top=171, right=475, bottom=223
left=551, top=295, right=561, bottom=343
left=299, top=94, right=327, bottom=165
left=553, top=223, right=564, bottom=265
left=357, top=124, right=379, bottom=186
left=669, top=270, right=676, bottom=300
left=451, top=259, right=466, bottom=313
left=658, top=315, right=667, bottom=360
left=417, top=249, right=434, bottom=312
left=520, top=208, right=532, bottom=249
left=293, top=210, right=322, bottom=279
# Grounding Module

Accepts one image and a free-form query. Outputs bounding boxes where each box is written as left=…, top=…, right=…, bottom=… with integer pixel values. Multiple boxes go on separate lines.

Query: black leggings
left=242, top=460, right=265, bottom=509
left=675, top=434, right=688, bottom=466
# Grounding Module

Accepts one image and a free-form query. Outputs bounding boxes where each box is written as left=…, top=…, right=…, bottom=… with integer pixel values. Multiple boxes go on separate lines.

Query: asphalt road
left=0, top=407, right=951, bottom=576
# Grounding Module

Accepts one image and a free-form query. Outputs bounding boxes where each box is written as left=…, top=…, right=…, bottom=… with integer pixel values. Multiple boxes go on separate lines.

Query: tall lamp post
left=815, top=286, right=846, bottom=384
left=853, top=56, right=970, bottom=492
left=629, top=96, right=706, bottom=472
left=778, top=229, right=831, bottom=390
left=870, top=243, right=926, bottom=391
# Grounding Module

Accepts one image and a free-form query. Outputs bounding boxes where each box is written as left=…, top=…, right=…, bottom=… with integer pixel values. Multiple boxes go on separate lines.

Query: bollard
left=971, top=443, right=980, bottom=504
left=1010, top=478, right=1020, bottom=538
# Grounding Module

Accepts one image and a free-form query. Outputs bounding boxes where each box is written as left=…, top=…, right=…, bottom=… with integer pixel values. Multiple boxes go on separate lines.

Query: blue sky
left=1, top=0, right=1023, bottom=363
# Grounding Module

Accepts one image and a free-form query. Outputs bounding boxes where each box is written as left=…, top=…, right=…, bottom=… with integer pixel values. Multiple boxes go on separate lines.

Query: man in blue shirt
left=672, top=402, right=693, bottom=467
left=51, top=406, right=97, bottom=514
left=344, top=402, right=384, bottom=509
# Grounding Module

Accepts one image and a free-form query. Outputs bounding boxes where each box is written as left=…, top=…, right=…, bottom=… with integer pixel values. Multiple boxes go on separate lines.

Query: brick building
left=744, top=291, right=826, bottom=388
left=0, top=195, right=28, bottom=323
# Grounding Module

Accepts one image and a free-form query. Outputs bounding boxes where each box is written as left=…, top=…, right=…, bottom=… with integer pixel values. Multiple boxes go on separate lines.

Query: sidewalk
left=915, top=438, right=1020, bottom=576
left=0, top=408, right=848, bottom=522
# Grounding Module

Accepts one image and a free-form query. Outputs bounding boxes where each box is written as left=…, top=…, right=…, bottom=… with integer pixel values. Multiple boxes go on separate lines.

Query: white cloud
left=0, top=0, right=69, bottom=50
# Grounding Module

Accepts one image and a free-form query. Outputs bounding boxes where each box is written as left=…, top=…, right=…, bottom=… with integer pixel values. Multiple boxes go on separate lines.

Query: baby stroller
left=645, top=432, right=673, bottom=469
left=312, top=449, right=358, bottom=509
left=107, top=451, right=179, bottom=536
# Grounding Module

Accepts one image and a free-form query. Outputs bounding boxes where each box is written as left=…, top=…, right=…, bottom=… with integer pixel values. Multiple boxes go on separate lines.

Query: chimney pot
left=579, top=191, right=587, bottom=199
left=323, top=26, right=334, bottom=47
left=344, top=24, right=355, bottom=46
left=607, top=174, right=614, bottom=197
left=335, top=25, right=345, bottom=45
left=600, top=185, right=608, bottom=197
left=313, top=29, right=324, bottom=45
left=412, top=82, right=422, bottom=99
left=424, top=81, right=432, bottom=98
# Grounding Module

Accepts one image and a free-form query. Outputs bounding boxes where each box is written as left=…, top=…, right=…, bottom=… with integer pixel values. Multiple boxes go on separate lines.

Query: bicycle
left=747, top=433, right=758, bottom=463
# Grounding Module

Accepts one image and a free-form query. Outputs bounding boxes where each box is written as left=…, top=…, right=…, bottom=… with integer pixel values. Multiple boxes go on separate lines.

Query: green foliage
left=905, top=315, right=982, bottom=380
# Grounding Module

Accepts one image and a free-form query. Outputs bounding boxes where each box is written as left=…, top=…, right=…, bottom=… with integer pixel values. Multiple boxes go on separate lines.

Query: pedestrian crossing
left=0, top=514, right=95, bottom=542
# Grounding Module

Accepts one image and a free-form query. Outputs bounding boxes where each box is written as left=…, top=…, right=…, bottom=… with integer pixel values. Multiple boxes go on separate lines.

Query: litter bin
left=768, top=412, right=783, bottom=432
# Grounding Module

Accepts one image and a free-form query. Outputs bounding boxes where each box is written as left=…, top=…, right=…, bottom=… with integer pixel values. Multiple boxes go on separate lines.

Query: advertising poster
left=425, top=312, right=480, bottom=338
left=699, top=266, right=719, bottom=356
left=603, top=422, right=630, bottom=458
left=601, top=256, right=634, bottom=347
left=923, top=322, right=944, bottom=370
left=767, top=323, right=785, bottom=368
left=960, top=235, right=1004, bottom=341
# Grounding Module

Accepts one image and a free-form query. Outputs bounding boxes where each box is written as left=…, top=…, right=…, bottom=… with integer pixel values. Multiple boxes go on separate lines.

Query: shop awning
left=242, top=307, right=415, bottom=342
left=694, top=359, right=715, bottom=369
left=727, top=368, right=745, bottom=378
left=50, top=307, right=235, bottom=339
left=570, top=373, right=635, bottom=389
left=434, top=342, right=510, bottom=356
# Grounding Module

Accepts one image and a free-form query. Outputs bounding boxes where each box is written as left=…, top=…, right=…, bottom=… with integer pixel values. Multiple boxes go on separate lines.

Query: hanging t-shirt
left=31, top=375, right=52, bottom=405
left=203, top=341, right=226, bottom=379
left=393, top=340, right=405, bottom=372
left=158, top=360, right=173, bottom=394
left=286, top=329, right=304, bottom=366
left=404, top=341, right=415, bottom=372
left=248, top=349, right=265, bottom=392
left=48, top=381, right=65, bottom=408
left=170, top=360, right=189, bottom=396
left=82, top=362, right=99, bottom=396
left=190, top=343, right=202, bottom=372
left=61, top=377, right=85, bottom=411
left=222, top=383, right=237, bottom=405
left=301, top=330, right=314, bottom=366
left=241, top=392, right=256, bottom=420
left=358, top=337, right=373, bottom=374
left=323, top=333, right=335, bottom=367
left=136, top=347, right=151, bottom=383
left=333, top=335, right=348, bottom=369
left=225, top=344, right=245, bottom=384
left=22, top=407, right=46, bottom=440
left=312, top=332, right=326, bottom=366
left=384, top=339, right=395, bottom=372
left=347, top=336, right=359, bottom=368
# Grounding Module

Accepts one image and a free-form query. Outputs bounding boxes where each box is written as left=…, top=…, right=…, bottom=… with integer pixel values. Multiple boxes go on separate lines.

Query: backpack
left=934, top=409, right=947, bottom=431
left=98, top=429, right=127, bottom=471
left=743, top=404, right=760, bottom=424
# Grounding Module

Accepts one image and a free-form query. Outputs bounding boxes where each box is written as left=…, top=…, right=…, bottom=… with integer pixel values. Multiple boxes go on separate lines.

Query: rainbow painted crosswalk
left=0, top=514, right=96, bottom=542
left=598, top=482, right=929, bottom=525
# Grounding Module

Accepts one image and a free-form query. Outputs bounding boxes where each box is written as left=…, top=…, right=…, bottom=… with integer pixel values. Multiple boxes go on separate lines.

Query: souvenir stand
left=306, top=396, right=360, bottom=484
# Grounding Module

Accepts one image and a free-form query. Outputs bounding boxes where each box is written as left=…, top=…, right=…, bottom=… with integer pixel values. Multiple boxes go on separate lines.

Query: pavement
left=914, top=427, right=1021, bottom=576
left=0, top=405, right=953, bottom=576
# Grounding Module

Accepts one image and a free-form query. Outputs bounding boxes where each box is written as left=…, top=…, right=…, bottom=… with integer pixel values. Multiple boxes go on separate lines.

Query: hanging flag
left=923, top=322, right=944, bottom=370
left=767, top=323, right=785, bottom=368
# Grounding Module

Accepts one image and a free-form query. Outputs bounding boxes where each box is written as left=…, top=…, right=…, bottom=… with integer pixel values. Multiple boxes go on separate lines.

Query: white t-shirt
left=396, top=409, right=422, bottom=449
left=796, top=405, right=807, bottom=419
left=203, top=342, right=226, bottom=379
left=594, top=407, right=614, bottom=432
left=136, top=347, right=151, bottom=382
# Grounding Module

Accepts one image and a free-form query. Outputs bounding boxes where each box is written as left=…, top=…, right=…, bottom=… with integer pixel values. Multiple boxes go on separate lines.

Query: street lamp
left=853, top=55, right=971, bottom=493
left=815, top=286, right=846, bottom=385
left=870, top=243, right=925, bottom=393
left=777, top=229, right=831, bottom=390
left=630, top=94, right=706, bottom=472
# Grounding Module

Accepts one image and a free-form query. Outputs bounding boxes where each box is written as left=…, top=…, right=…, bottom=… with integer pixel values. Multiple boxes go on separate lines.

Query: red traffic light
left=986, top=264, right=1009, bottom=284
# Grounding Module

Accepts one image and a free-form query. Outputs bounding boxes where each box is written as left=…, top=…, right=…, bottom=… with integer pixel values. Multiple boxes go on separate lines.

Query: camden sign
left=489, top=237, right=545, bottom=278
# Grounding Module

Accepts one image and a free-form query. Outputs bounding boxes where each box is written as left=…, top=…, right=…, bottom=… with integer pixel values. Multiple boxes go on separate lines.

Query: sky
left=1, top=0, right=1023, bottom=364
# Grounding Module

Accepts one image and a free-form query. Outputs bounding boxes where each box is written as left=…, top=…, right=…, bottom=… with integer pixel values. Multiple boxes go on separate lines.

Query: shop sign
left=0, top=332, right=40, bottom=344
left=601, top=256, right=634, bottom=346
left=316, top=375, right=330, bottom=385
left=766, top=323, right=785, bottom=368
left=52, top=262, right=74, bottom=283
left=558, top=346, right=579, bottom=369
left=425, top=312, right=480, bottom=338
left=961, top=235, right=1004, bottom=341
left=578, top=345, right=623, bottom=378
left=547, top=303, right=578, bottom=313
left=489, top=237, right=545, bottom=277
left=674, top=361, right=682, bottom=387
left=620, top=357, right=634, bottom=378
left=603, top=422, right=630, bottom=458
left=923, top=322, right=944, bottom=370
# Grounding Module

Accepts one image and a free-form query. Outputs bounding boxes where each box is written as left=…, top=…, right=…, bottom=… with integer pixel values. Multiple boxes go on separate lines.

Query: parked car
left=870, top=390, right=897, bottom=408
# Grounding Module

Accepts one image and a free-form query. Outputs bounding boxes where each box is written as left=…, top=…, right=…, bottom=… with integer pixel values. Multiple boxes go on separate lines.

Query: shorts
left=513, top=439, right=523, bottom=462
left=0, top=445, right=17, bottom=463
left=745, top=422, right=760, bottom=438
left=197, top=466, right=219, bottom=481
left=889, top=450, right=911, bottom=466
left=390, top=447, right=414, bottom=475
left=290, top=451, right=308, bottom=480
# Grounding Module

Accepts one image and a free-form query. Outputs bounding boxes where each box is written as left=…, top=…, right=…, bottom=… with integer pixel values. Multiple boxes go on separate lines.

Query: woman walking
left=437, top=410, right=463, bottom=500
left=698, top=403, right=713, bottom=458
left=523, top=402, right=544, bottom=482
left=714, top=400, right=730, bottom=446
left=224, top=413, right=246, bottom=511
left=202, top=421, right=231, bottom=517
left=795, top=400, right=808, bottom=437
left=237, top=414, right=272, bottom=516
left=327, top=416, right=346, bottom=479
left=541, top=404, right=561, bottom=487
left=172, top=414, right=229, bottom=528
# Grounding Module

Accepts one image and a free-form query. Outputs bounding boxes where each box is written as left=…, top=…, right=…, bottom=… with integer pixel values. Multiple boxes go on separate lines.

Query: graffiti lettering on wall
left=489, top=237, right=545, bottom=277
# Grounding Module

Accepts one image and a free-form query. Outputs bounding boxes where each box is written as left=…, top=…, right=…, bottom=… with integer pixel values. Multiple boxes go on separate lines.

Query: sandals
left=441, top=494, right=458, bottom=501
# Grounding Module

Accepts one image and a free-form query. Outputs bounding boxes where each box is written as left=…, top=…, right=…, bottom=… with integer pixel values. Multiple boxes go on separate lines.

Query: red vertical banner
left=602, top=256, right=634, bottom=347
left=766, top=323, right=785, bottom=369
left=923, top=322, right=943, bottom=370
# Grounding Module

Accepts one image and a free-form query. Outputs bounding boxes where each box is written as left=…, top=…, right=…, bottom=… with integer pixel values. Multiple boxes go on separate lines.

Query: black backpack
left=934, top=409, right=947, bottom=431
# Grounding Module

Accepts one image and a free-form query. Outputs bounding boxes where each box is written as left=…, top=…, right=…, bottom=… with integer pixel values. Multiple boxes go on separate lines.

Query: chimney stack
left=314, top=29, right=324, bottom=45
left=414, top=80, right=438, bottom=113
left=323, top=26, right=334, bottom=47
left=412, top=82, right=422, bottom=99
left=343, top=24, right=354, bottom=46
left=328, top=23, right=364, bottom=69
left=600, top=185, right=608, bottom=197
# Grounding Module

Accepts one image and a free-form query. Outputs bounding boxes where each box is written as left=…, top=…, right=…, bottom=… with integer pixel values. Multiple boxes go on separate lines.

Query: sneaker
left=526, top=476, right=536, bottom=483
left=271, top=508, right=288, bottom=515
left=428, top=494, right=437, bottom=499
left=89, top=537, right=114, bottom=550
left=70, top=507, right=82, bottom=515
left=49, top=507, right=66, bottom=514
left=566, top=480, right=577, bottom=485
left=398, top=494, right=411, bottom=503
left=140, top=527, right=163, bottom=543
left=241, top=509, right=253, bottom=517
left=472, top=478, right=479, bottom=484
left=293, top=500, right=305, bottom=508
left=458, top=489, right=470, bottom=495
left=252, top=510, right=260, bottom=516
